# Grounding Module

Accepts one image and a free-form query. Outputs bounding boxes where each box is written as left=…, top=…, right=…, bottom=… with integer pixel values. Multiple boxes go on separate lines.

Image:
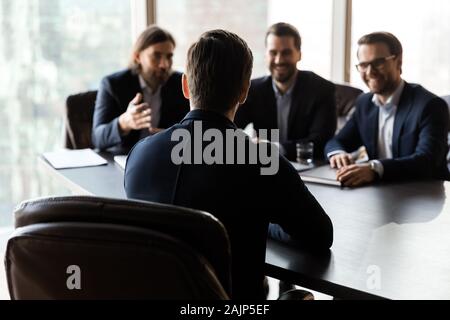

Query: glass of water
left=296, top=141, right=314, bottom=165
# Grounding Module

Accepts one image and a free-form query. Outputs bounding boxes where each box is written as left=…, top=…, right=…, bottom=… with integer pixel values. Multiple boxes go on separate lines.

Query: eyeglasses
left=355, top=55, right=396, bottom=73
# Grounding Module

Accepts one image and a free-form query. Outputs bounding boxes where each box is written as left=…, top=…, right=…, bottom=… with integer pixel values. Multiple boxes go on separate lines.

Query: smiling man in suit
left=325, top=32, right=450, bottom=187
left=92, top=25, right=190, bottom=154
left=234, top=22, right=337, bottom=161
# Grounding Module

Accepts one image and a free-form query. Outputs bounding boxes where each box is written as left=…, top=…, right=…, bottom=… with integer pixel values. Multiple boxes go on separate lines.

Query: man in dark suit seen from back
left=92, top=25, right=190, bottom=154
left=125, top=29, right=333, bottom=299
left=235, top=22, right=337, bottom=161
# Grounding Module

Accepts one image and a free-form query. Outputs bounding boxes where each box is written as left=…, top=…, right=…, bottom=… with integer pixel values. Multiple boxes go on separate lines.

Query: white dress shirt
left=369, top=80, right=405, bottom=177
left=272, top=77, right=297, bottom=144
left=139, top=75, right=162, bottom=130
left=372, top=80, right=405, bottom=160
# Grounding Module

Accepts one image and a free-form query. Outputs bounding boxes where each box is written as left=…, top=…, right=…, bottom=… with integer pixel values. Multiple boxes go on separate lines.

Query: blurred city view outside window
left=351, top=0, right=450, bottom=96
left=0, top=0, right=131, bottom=228
left=156, top=0, right=333, bottom=79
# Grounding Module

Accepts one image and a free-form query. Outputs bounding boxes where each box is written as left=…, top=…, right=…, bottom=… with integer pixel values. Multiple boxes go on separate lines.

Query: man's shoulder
left=100, top=69, right=138, bottom=92
left=161, top=71, right=189, bottom=107
left=99, top=69, right=139, bottom=100
left=103, top=69, right=135, bottom=83
left=405, top=82, right=441, bottom=103
left=382, top=82, right=447, bottom=117
left=298, top=70, right=334, bottom=89
left=128, top=125, right=182, bottom=159
left=250, top=75, right=272, bottom=91
left=353, top=90, right=373, bottom=106
left=164, top=71, right=183, bottom=89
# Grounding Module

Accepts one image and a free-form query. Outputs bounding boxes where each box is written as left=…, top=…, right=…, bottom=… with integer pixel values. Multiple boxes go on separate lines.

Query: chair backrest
left=65, top=91, right=97, bottom=149
left=442, top=95, right=450, bottom=162
left=5, top=196, right=231, bottom=300
left=442, top=95, right=450, bottom=125
left=335, top=83, right=363, bottom=133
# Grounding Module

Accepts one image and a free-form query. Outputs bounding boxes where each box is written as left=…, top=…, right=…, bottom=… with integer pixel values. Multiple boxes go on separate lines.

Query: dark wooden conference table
left=40, top=152, right=450, bottom=300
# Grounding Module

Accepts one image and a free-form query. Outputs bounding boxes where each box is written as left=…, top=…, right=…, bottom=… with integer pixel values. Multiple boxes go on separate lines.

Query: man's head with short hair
left=265, top=23, right=302, bottom=85
left=129, top=25, right=176, bottom=88
left=357, top=32, right=403, bottom=58
left=184, top=29, right=253, bottom=114
left=356, top=32, right=403, bottom=97
left=265, top=22, right=301, bottom=51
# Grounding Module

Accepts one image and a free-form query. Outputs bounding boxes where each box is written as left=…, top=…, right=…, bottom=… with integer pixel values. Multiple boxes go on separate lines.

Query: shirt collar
left=181, top=109, right=237, bottom=129
left=272, top=74, right=297, bottom=99
left=139, top=75, right=161, bottom=96
left=372, top=80, right=405, bottom=109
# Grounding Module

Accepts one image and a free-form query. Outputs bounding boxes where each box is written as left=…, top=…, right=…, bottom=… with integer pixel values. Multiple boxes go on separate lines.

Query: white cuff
left=327, top=150, right=346, bottom=160
left=369, top=160, right=384, bottom=178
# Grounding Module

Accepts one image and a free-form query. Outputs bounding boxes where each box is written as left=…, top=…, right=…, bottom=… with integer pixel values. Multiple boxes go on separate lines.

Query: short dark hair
left=265, top=22, right=301, bottom=51
left=186, top=29, right=253, bottom=113
left=129, top=25, right=176, bottom=73
left=357, top=32, right=403, bottom=57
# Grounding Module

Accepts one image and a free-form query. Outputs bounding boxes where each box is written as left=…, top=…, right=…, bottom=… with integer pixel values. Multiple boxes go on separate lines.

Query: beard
left=365, top=75, right=398, bottom=96
left=142, top=68, right=171, bottom=87
left=271, top=63, right=297, bottom=83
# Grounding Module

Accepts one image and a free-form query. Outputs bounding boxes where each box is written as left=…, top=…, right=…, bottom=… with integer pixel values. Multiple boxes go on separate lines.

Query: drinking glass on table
left=296, top=141, right=314, bottom=165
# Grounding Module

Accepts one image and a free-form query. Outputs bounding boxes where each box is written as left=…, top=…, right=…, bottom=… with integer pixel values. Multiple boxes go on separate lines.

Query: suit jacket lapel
left=264, top=77, right=278, bottom=129
left=366, top=97, right=379, bottom=159
left=130, top=72, right=142, bottom=97
left=392, top=83, right=412, bottom=157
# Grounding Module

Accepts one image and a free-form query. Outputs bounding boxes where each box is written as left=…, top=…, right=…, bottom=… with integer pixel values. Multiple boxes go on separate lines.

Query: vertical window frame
left=130, top=0, right=156, bottom=41
left=331, top=0, right=352, bottom=83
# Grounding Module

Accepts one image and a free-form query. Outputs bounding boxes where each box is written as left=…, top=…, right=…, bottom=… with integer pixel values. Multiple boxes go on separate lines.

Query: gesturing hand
left=118, top=93, right=151, bottom=136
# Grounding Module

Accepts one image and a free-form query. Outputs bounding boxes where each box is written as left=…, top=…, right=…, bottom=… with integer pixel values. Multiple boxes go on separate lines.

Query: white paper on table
left=243, top=123, right=257, bottom=139
left=289, top=161, right=315, bottom=172
left=43, top=149, right=107, bottom=169
left=114, top=155, right=127, bottom=170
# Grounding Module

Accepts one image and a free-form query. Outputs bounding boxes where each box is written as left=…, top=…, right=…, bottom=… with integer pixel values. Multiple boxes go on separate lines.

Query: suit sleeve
left=380, top=97, right=449, bottom=181
left=267, top=156, right=334, bottom=250
left=92, top=77, right=124, bottom=150
left=282, top=82, right=337, bottom=160
left=324, top=105, right=364, bottom=159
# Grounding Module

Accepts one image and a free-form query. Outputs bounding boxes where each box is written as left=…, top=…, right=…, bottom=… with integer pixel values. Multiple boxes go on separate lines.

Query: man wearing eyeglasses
left=325, top=32, right=449, bottom=187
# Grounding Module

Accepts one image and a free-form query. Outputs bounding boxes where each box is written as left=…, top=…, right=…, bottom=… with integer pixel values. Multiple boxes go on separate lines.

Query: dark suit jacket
left=325, top=82, right=450, bottom=181
left=92, top=69, right=190, bottom=153
left=125, top=109, right=333, bottom=299
left=235, top=71, right=337, bottom=160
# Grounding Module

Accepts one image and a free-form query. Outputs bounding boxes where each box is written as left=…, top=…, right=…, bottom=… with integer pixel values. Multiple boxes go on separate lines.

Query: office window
left=268, top=0, right=333, bottom=80
left=156, top=0, right=333, bottom=79
left=351, top=0, right=450, bottom=96
left=0, top=0, right=131, bottom=227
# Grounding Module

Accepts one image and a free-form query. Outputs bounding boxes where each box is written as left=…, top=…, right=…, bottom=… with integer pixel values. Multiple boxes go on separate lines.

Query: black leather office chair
left=334, top=83, right=363, bottom=133
left=65, top=91, right=97, bottom=149
left=5, top=196, right=231, bottom=300
left=442, top=95, right=450, bottom=109
left=442, top=95, right=450, bottom=164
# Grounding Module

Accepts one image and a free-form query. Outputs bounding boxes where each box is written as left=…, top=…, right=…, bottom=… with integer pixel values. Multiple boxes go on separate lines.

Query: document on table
left=290, top=161, right=315, bottom=172
left=243, top=123, right=257, bottom=139
left=42, top=149, right=107, bottom=169
left=113, top=155, right=127, bottom=170
left=299, top=165, right=342, bottom=187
